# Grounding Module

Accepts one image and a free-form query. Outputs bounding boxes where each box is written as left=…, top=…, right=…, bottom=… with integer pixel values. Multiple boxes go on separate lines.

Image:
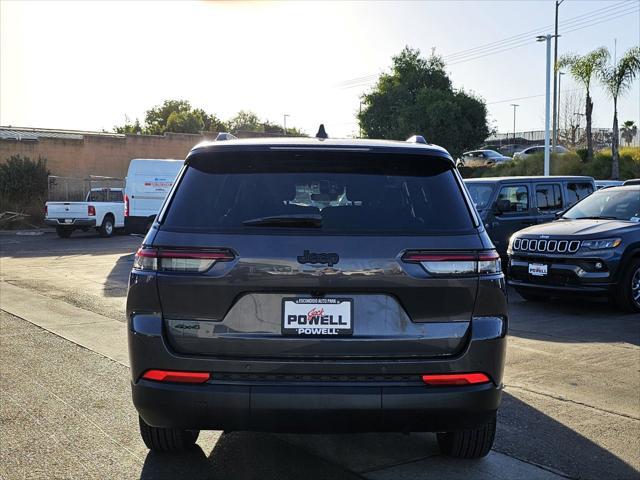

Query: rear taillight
left=133, top=247, right=234, bottom=272
left=402, top=250, right=501, bottom=275
left=124, top=194, right=129, bottom=217
left=422, top=373, right=490, bottom=386
left=44, top=205, right=48, bottom=216
left=142, top=369, right=210, bottom=384
left=88, top=205, right=96, bottom=216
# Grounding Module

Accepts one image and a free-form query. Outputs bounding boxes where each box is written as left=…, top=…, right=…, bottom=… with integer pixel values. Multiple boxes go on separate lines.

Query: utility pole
left=510, top=104, right=519, bottom=146
left=538, top=34, right=558, bottom=176
left=283, top=114, right=289, bottom=136
left=552, top=0, right=564, bottom=154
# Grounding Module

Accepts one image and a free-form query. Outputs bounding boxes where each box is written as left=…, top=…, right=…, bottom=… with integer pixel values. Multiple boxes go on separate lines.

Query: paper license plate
left=282, top=298, right=353, bottom=336
left=63, top=219, right=73, bottom=224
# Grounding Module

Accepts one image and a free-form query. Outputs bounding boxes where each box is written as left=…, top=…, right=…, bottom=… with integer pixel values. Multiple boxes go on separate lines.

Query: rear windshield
left=161, top=151, right=475, bottom=234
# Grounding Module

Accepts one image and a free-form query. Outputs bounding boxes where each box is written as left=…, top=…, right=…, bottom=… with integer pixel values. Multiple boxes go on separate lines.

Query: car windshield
left=465, top=183, right=494, bottom=210
left=563, top=189, right=640, bottom=221
left=484, top=151, right=502, bottom=157
left=162, top=151, right=476, bottom=234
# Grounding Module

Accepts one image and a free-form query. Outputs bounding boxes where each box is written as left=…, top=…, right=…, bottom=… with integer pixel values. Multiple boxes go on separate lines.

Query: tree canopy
left=357, top=47, right=489, bottom=157
left=114, top=102, right=304, bottom=136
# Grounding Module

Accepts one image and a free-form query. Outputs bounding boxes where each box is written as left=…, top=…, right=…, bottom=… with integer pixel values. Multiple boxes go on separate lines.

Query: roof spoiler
left=406, top=135, right=427, bottom=144
left=215, top=132, right=237, bottom=141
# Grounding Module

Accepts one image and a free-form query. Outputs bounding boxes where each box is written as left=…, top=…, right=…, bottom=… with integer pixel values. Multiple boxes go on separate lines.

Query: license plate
left=282, top=298, right=353, bottom=336
left=63, top=219, right=72, bottom=224
left=528, top=263, right=548, bottom=276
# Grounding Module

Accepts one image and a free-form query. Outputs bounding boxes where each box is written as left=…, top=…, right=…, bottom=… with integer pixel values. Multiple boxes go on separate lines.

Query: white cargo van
left=124, top=159, right=184, bottom=234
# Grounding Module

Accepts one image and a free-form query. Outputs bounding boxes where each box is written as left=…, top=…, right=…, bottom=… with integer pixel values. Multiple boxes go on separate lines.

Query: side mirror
left=495, top=199, right=511, bottom=214
left=554, top=210, right=565, bottom=219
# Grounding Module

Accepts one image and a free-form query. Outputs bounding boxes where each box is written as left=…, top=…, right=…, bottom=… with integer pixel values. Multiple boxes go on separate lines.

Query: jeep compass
left=126, top=135, right=508, bottom=458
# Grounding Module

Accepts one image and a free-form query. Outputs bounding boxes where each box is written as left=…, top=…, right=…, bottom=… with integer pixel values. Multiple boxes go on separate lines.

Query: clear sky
left=1, top=0, right=638, bottom=138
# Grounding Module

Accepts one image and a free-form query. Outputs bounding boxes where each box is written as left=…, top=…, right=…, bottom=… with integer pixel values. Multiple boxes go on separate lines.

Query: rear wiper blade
left=242, top=214, right=322, bottom=227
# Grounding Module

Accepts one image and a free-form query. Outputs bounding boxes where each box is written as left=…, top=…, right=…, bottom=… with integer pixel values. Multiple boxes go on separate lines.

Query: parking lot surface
left=1, top=231, right=639, bottom=479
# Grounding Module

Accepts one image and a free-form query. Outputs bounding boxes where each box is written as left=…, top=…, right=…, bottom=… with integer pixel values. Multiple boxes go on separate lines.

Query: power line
left=335, top=1, right=637, bottom=89
left=486, top=88, right=582, bottom=105
left=444, top=0, right=629, bottom=60
left=447, top=5, right=638, bottom=66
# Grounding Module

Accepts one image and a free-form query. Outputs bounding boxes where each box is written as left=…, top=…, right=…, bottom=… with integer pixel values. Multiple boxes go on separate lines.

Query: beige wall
left=0, top=131, right=219, bottom=178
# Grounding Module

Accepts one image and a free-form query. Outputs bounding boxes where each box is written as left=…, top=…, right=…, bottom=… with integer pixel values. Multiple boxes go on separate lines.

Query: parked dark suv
left=126, top=135, right=508, bottom=459
left=464, top=176, right=595, bottom=256
left=508, top=185, right=640, bottom=312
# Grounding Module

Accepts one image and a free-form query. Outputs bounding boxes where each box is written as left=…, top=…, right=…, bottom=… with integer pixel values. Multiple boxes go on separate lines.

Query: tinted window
left=563, top=189, right=639, bottom=221
left=566, top=182, right=594, bottom=205
left=466, top=183, right=494, bottom=209
left=88, top=189, right=109, bottom=202
left=536, top=184, right=562, bottom=211
left=162, top=152, right=475, bottom=234
left=110, top=190, right=123, bottom=202
left=497, top=185, right=529, bottom=212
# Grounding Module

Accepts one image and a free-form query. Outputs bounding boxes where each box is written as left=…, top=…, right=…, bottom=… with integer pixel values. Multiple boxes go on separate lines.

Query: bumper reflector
left=142, top=369, right=210, bottom=384
left=422, top=373, right=490, bottom=386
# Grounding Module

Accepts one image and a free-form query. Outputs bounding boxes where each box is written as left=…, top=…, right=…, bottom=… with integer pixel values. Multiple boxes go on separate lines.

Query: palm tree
left=558, top=47, right=608, bottom=162
left=620, top=120, right=638, bottom=147
left=597, top=46, right=640, bottom=179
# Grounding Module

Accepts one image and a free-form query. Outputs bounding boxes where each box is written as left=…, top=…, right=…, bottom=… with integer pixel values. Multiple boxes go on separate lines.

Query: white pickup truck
left=45, top=188, right=125, bottom=238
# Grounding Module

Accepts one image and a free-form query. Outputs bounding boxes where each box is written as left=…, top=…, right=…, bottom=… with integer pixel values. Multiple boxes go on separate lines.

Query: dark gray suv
left=126, top=136, right=508, bottom=459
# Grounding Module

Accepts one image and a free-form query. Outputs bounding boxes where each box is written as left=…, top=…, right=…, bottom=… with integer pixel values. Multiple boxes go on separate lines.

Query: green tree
left=620, top=120, right=638, bottom=147
left=597, top=46, right=640, bottom=179
left=114, top=116, right=142, bottom=134
left=165, top=110, right=205, bottom=134
left=357, top=47, right=488, bottom=158
left=193, top=109, right=228, bottom=132
left=558, top=47, right=609, bottom=162
left=143, top=100, right=193, bottom=135
left=229, top=110, right=261, bottom=132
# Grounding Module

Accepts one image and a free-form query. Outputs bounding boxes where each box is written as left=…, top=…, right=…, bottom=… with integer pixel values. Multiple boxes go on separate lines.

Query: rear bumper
left=45, top=218, right=96, bottom=227
left=133, top=379, right=501, bottom=433
left=128, top=316, right=507, bottom=433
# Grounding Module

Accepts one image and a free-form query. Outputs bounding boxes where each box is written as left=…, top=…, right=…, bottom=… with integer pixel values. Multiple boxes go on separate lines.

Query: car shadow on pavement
left=497, top=392, right=639, bottom=480
left=508, top=289, right=640, bottom=346
left=103, top=252, right=135, bottom=297
left=137, top=392, right=639, bottom=480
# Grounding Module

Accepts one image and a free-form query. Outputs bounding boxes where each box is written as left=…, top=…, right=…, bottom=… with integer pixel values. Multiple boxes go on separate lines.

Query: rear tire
left=99, top=215, right=114, bottom=238
left=614, top=258, right=640, bottom=313
left=138, top=416, right=199, bottom=452
left=515, top=288, right=545, bottom=302
left=436, top=413, right=496, bottom=459
left=55, top=226, right=73, bottom=238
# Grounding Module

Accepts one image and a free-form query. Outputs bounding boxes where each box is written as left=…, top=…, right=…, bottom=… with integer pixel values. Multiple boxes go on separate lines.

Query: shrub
left=0, top=155, right=50, bottom=227
left=461, top=147, right=640, bottom=180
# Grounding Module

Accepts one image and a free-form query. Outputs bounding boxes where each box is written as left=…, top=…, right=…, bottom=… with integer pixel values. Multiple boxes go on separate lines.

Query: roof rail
left=406, top=135, right=427, bottom=144
left=215, top=132, right=238, bottom=141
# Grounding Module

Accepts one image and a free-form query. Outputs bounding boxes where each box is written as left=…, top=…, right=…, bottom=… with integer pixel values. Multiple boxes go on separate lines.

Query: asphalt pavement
left=1, top=230, right=638, bottom=479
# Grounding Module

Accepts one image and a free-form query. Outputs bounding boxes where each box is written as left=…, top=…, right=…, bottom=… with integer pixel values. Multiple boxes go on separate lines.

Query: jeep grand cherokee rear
left=126, top=137, right=508, bottom=459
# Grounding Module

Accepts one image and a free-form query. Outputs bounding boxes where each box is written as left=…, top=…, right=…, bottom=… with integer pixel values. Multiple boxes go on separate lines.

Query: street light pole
left=537, top=34, right=556, bottom=176
left=557, top=71, right=565, bottom=144
left=283, top=114, right=289, bottom=136
left=552, top=0, right=565, bottom=153
left=510, top=104, right=519, bottom=146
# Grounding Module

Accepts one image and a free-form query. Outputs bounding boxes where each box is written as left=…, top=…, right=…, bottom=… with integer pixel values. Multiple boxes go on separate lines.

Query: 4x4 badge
left=297, top=250, right=339, bottom=267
